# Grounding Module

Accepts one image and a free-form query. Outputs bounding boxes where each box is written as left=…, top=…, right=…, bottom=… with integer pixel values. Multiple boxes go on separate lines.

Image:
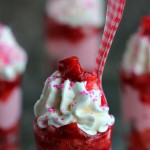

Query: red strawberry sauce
left=45, top=16, right=100, bottom=43
left=121, top=71, right=150, bottom=105
left=0, top=76, right=21, bottom=102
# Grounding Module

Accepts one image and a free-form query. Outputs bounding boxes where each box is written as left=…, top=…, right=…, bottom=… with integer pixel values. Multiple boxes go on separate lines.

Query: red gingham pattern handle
left=94, top=0, right=126, bottom=80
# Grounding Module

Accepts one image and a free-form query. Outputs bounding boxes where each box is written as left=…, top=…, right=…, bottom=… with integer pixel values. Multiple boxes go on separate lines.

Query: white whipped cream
left=46, top=0, right=105, bottom=27
left=34, top=71, right=114, bottom=136
left=0, top=24, right=27, bottom=81
left=122, top=32, right=150, bottom=75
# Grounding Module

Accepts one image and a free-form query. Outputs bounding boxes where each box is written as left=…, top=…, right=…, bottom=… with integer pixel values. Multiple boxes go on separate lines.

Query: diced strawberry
left=82, top=72, right=98, bottom=91
left=59, top=56, right=84, bottom=82
left=59, top=56, right=99, bottom=90
left=82, top=72, right=97, bottom=81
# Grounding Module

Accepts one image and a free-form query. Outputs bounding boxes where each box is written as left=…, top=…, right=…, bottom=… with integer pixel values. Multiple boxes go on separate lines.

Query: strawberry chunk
left=59, top=56, right=84, bottom=82
left=82, top=72, right=98, bottom=91
left=58, top=56, right=98, bottom=90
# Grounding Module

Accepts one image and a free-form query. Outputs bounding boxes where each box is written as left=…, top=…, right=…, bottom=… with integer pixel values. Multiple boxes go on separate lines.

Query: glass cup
left=34, top=119, right=113, bottom=150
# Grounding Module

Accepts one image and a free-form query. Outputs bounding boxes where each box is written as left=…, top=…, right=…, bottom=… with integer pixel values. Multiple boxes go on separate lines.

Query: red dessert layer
left=34, top=119, right=113, bottom=150
left=45, top=16, right=101, bottom=43
left=0, top=143, right=19, bottom=150
left=0, top=122, right=19, bottom=137
left=128, top=128, right=150, bottom=150
left=0, top=76, right=21, bottom=102
left=121, top=71, right=150, bottom=105
left=0, top=122, right=20, bottom=150
left=121, top=71, right=150, bottom=149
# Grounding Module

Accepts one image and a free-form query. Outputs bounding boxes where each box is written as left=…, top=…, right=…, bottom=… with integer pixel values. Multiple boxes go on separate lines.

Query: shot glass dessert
left=0, top=24, right=27, bottom=150
left=120, top=16, right=150, bottom=149
left=36, top=0, right=125, bottom=148
left=45, top=0, right=105, bottom=72
left=33, top=56, right=114, bottom=150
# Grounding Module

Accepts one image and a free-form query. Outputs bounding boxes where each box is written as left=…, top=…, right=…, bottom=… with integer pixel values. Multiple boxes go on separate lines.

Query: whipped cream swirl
left=34, top=71, right=114, bottom=135
left=46, top=0, right=105, bottom=27
left=0, top=24, right=27, bottom=81
left=122, top=31, right=150, bottom=75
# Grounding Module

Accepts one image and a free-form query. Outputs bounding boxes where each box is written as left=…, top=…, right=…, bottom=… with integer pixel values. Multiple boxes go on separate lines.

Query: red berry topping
left=59, top=56, right=98, bottom=90
left=59, top=56, right=84, bottom=82
left=141, top=16, right=150, bottom=36
left=82, top=72, right=98, bottom=91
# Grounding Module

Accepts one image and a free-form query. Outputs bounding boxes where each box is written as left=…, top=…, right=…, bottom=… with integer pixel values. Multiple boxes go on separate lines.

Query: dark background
left=0, top=0, right=150, bottom=149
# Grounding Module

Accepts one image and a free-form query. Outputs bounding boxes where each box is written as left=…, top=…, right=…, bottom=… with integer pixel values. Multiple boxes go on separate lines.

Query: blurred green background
left=0, top=0, right=150, bottom=149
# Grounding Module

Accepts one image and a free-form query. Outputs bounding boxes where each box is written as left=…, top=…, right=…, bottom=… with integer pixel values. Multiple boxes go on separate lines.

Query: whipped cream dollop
left=0, top=24, right=27, bottom=81
left=34, top=71, right=114, bottom=136
left=46, top=0, right=105, bottom=27
left=122, top=31, right=150, bottom=75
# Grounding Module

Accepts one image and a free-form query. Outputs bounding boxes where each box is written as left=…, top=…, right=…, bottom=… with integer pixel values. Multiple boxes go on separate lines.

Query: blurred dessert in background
left=120, top=16, right=150, bottom=150
left=0, top=24, right=27, bottom=150
left=45, top=0, right=105, bottom=72
left=33, top=56, right=114, bottom=150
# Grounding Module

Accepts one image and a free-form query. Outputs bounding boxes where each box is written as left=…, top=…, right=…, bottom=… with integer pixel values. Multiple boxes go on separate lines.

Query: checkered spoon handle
left=94, top=0, right=126, bottom=81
